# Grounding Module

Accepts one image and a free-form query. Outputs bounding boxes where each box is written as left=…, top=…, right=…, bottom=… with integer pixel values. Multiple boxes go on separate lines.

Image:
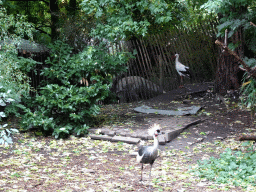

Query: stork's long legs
left=179, top=76, right=184, bottom=88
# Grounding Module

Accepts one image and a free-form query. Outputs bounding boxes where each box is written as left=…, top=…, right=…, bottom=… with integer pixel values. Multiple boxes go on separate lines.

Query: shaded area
left=134, top=105, right=202, bottom=115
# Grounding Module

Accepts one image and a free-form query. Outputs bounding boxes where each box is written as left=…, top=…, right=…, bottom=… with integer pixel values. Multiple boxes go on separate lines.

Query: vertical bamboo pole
left=150, top=34, right=164, bottom=93
left=140, top=38, right=155, bottom=79
left=127, top=40, right=146, bottom=100
left=129, top=40, right=142, bottom=101
left=159, top=54, right=163, bottom=89
left=145, top=35, right=164, bottom=94
left=158, top=33, right=176, bottom=90
left=139, top=38, right=157, bottom=98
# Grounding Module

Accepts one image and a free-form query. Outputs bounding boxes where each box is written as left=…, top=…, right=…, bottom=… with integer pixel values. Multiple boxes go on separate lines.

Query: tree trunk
left=215, top=53, right=241, bottom=94
left=215, top=30, right=245, bottom=94
left=68, top=0, right=77, bottom=16
left=50, top=0, right=59, bottom=41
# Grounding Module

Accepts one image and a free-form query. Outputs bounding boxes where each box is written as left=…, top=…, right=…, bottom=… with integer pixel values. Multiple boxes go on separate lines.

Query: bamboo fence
left=114, top=19, right=219, bottom=101
left=27, top=20, right=219, bottom=102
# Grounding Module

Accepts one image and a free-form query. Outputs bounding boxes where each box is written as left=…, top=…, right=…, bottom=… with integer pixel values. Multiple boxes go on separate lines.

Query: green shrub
left=0, top=86, right=19, bottom=145
left=0, top=5, right=36, bottom=145
left=14, top=40, right=131, bottom=138
left=240, top=58, right=256, bottom=120
left=240, top=78, right=256, bottom=119
left=191, top=144, right=256, bottom=188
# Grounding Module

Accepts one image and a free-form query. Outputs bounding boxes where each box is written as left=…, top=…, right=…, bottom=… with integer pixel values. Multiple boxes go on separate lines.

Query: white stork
left=174, top=53, right=192, bottom=88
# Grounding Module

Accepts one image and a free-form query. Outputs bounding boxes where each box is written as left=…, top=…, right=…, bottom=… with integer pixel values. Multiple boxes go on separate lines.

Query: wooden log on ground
left=238, top=135, right=256, bottom=141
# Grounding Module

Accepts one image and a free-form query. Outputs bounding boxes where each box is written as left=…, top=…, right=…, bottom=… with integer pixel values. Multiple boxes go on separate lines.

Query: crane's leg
left=148, top=163, right=154, bottom=190
left=140, top=163, right=143, bottom=181
left=149, top=163, right=153, bottom=180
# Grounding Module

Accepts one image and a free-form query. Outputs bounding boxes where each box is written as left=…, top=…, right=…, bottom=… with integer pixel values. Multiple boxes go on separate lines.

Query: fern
left=217, top=19, right=250, bottom=38
left=243, top=57, right=256, bottom=68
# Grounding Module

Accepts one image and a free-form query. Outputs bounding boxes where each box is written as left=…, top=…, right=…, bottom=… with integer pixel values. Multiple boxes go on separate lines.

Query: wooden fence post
left=159, top=54, right=163, bottom=88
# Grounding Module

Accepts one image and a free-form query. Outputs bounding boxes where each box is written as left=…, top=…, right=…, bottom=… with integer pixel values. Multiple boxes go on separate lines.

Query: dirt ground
left=0, top=89, right=256, bottom=191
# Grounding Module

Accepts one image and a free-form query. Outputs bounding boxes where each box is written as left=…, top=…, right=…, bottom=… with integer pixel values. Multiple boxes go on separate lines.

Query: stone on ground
left=89, top=134, right=113, bottom=141
left=112, top=135, right=140, bottom=144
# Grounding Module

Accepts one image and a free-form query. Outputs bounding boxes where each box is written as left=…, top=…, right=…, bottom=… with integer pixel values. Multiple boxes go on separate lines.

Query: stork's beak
left=171, top=55, right=176, bottom=60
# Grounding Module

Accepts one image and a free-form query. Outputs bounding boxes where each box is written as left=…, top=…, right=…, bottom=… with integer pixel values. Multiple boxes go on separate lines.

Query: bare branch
left=239, top=67, right=247, bottom=71
left=10, top=0, right=49, bottom=3
left=224, top=29, right=228, bottom=47
left=250, top=22, right=256, bottom=28
left=35, top=27, right=51, bottom=36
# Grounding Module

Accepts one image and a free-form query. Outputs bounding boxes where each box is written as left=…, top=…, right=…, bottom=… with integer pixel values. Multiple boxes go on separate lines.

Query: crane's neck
left=153, top=135, right=159, bottom=149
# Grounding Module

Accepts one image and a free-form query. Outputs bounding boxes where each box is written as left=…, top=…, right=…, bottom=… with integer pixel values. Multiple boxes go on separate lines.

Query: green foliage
left=239, top=58, right=256, bottom=120
left=180, top=0, right=214, bottom=26
left=0, top=86, right=15, bottom=120
left=0, top=85, right=19, bottom=145
left=192, top=145, right=256, bottom=188
left=41, top=40, right=128, bottom=86
left=201, top=0, right=256, bottom=50
left=243, top=57, right=256, bottom=68
left=0, top=82, right=21, bottom=146
left=202, top=0, right=256, bottom=115
left=201, top=0, right=255, bottom=15
left=3, top=0, right=52, bottom=43
left=0, top=4, right=36, bottom=145
left=240, top=77, right=256, bottom=119
left=15, top=41, right=130, bottom=138
left=0, top=6, right=35, bottom=95
left=80, top=0, right=180, bottom=40
left=0, top=124, right=19, bottom=146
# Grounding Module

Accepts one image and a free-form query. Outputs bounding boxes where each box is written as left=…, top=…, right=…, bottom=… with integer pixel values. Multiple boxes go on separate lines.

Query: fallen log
left=238, top=135, right=256, bottom=141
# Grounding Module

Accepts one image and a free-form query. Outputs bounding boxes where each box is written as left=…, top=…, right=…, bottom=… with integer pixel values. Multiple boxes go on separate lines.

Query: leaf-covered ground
left=1, top=93, right=256, bottom=191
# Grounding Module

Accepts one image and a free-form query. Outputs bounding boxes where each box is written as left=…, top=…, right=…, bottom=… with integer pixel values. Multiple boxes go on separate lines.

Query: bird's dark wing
left=138, top=146, right=157, bottom=164
left=138, top=146, right=149, bottom=156
left=180, top=68, right=192, bottom=78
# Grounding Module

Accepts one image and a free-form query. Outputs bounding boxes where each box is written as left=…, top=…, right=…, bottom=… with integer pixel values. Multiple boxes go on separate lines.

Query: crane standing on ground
left=136, top=124, right=161, bottom=181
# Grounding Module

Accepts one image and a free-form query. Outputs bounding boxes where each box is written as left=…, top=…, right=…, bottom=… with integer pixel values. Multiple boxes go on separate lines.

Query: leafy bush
left=15, top=41, right=131, bottom=138
left=80, top=0, right=177, bottom=40
left=240, top=78, right=256, bottom=119
left=0, top=85, right=19, bottom=145
left=202, top=0, right=256, bottom=47
left=0, top=6, right=35, bottom=100
left=0, top=124, right=19, bottom=146
left=202, top=0, right=256, bottom=117
left=0, top=4, right=36, bottom=145
left=239, top=57, right=256, bottom=119
left=191, top=144, right=256, bottom=188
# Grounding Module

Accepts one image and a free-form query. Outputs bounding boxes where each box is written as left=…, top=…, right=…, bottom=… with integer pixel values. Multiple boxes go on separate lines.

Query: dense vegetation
left=10, top=40, right=130, bottom=138
left=204, top=0, right=256, bottom=117
left=80, top=0, right=184, bottom=40
left=1, top=0, right=179, bottom=139
left=0, top=0, right=255, bottom=135
left=0, top=2, right=37, bottom=145
left=1, top=0, right=256, bottom=190
left=189, top=0, right=256, bottom=186
left=192, top=142, right=256, bottom=188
